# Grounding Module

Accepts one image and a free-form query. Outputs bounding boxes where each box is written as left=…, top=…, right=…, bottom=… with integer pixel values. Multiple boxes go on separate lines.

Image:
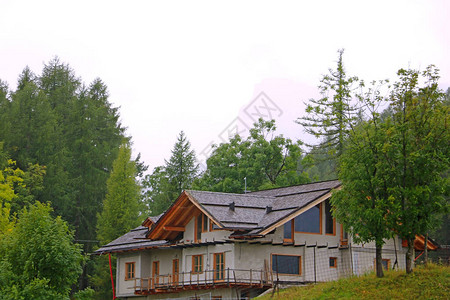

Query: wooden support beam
left=164, top=226, right=185, bottom=232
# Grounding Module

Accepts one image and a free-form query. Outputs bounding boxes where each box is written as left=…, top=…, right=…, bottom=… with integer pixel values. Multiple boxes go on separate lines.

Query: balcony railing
left=134, top=268, right=273, bottom=295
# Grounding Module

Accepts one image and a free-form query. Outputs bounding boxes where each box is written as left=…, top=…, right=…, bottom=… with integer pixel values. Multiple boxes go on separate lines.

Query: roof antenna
left=244, top=177, right=247, bottom=194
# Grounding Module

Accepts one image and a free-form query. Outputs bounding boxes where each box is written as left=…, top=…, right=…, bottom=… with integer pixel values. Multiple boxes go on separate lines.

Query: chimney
left=266, top=206, right=272, bottom=213
left=229, top=202, right=235, bottom=211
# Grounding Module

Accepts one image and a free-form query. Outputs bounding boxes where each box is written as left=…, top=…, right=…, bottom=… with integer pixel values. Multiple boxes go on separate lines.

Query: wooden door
left=172, top=259, right=179, bottom=286
left=213, top=253, right=224, bottom=281
left=152, top=261, right=159, bottom=288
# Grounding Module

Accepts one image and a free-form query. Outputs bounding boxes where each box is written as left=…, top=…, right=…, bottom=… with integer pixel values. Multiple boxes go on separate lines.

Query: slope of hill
left=258, top=264, right=449, bottom=299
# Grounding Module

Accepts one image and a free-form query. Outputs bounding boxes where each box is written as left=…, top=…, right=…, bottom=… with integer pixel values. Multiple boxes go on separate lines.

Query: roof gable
left=146, top=191, right=223, bottom=240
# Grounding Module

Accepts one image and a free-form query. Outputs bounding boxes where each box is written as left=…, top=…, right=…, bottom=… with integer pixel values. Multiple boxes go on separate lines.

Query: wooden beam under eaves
left=164, top=226, right=185, bottom=232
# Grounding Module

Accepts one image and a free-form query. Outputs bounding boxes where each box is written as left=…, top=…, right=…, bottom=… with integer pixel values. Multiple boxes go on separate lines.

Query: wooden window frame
left=195, top=213, right=210, bottom=242
left=194, top=214, right=202, bottom=242
left=325, top=199, right=336, bottom=236
left=202, top=213, right=208, bottom=232
left=374, top=258, right=391, bottom=270
left=209, top=221, right=221, bottom=231
left=329, top=257, right=337, bottom=268
left=326, top=218, right=336, bottom=236
left=382, top=259, right=391, bottom=270
left=213, top=252, right=225, bottom=282
left=125, top=262, right=135, bottom=280
left=271, top=253, right=302, bottom=276
left=294, top=203, right=323, bottom=235
left=340, top=224, right=348, bottom=246
left=283, top=220, right=294, bottom=243
left=192, top=255, right=203, bottom=274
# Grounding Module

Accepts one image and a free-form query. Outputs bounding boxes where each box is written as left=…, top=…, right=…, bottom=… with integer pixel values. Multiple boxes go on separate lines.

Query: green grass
left=258, top=264, right=450, bottom=299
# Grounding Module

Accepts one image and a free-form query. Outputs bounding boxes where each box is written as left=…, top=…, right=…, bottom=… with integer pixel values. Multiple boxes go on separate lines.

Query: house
left=95, top=180, right=427, bottom=299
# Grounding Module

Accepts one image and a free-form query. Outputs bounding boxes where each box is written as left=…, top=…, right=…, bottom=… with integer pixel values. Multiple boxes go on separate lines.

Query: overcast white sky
left=1, top=0, right=449, bottom=171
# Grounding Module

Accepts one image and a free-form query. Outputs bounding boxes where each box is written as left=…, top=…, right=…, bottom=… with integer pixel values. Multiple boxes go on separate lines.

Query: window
left=214, top=253, right=225, bottom=281
left=283, top=220, right=294, bottom=242
left=202, top=213, right=208, bottom=232
left=271, top=254, right=301, bottom=275
left=325, top=199, right=335, bottom=235
left=329, top=257, right=337, bottom=268
left=381, top=259, right=390, bottom=270
left=195, top=213, right=209, bottom=242
left=374, top=258, right=391, bottom=271
left=172, top=259, right=179, bottom=285
left=125, top=262, right=135, bottom=280
left=192, top=255, right=203, bottom=274
left=210, top=222, right=220, bottom=231
left=294, top=204, right=322, bottom=234
left=340, top=224, right=348, bottom=246
left=195, top=215, right=202, bottom=242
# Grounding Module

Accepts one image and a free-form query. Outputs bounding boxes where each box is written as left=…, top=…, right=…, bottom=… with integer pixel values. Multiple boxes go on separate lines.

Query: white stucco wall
left=183, top=216, right=196, bottom=243
left=117, top=253, right=141, bottom=298
left=182, top=243, right=235, bottom=283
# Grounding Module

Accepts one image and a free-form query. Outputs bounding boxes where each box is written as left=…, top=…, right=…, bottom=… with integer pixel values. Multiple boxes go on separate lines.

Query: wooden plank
left=164, top=226, right=185, bottom=232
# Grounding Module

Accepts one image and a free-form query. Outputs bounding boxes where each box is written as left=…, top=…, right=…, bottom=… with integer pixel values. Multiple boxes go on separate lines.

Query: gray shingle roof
left=249, top=180, right=340, bottom=197
left=95, top=226, right=170, bottom=254
left=186, top=180, right=340, bottom=235
left=188, top=190, right=275, bottom=208
left=95, top=180, right=340, bottom=253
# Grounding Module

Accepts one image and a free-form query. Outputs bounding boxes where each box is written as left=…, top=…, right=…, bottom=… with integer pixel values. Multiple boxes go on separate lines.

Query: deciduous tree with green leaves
left=143, top=166, right=173, bottom=216
left=0, top=202, right=84, bottom=299
left=332, top=66, right=449, bottom=276
left=385, top=66, right=449, bottom=273
left=332, top=81, right=394, bottom=277
left=194, top=119, right=310, bottom=193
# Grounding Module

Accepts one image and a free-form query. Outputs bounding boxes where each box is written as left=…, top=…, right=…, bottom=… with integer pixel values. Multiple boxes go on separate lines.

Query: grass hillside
left=258, top=264, right=449, bottom=299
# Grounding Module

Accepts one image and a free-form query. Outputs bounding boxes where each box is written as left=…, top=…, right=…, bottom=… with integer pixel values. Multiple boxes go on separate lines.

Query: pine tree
left=143, top=132, right=199, bottom=215
left=297, top=49, right=360, bottom=162
left=165, top=131, right=199, bottom=195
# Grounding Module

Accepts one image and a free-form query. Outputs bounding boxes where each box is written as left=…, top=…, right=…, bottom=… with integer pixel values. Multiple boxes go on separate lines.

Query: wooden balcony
left=133, top=268, right=273, bottom=295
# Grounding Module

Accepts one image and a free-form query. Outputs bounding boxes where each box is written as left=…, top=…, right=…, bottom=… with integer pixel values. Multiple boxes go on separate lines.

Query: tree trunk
left=406, top=237, right=414, bottom=274
left=375, top=243, right=384, bottom=278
